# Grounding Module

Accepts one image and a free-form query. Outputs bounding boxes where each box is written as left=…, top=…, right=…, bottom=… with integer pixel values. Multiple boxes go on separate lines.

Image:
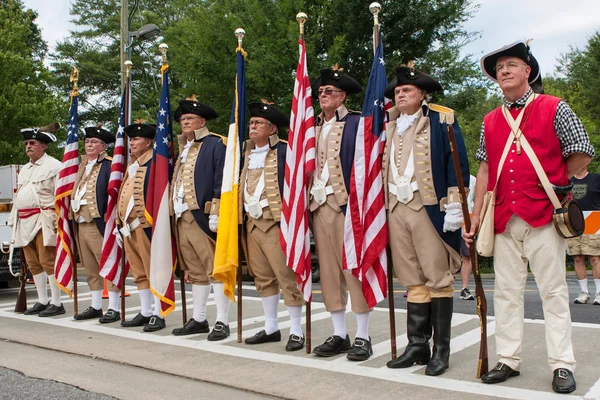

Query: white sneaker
left=574, top=291, right=590, bottom=304
left=594, top=293, right=600, bottom=306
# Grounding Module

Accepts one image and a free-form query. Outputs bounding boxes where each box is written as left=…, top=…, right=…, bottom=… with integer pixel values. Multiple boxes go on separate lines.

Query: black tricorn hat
left=84, top=124, right=115, bottom=144
left=248, top=100, right=290, bottom=128
left=480, top=40, right=540, bottom=84
left=311, top=65, right=363, bottom=96
left=21, top=122, right=61, bottom=144
left=384, top=63, right=443, bottom=98
left=174, top=95, right=218, bottom=122
left=124, top=120, right=156, bottom=139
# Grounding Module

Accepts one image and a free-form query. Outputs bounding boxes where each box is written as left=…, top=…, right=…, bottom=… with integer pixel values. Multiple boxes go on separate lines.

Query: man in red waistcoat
left=464, top=41, right=594, bottom=394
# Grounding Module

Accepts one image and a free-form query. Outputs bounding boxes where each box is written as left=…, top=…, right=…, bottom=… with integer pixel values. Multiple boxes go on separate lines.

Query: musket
left=296, top=11, right=312, bottom=354
left=447, top=124, right=488, bottom=378
left=5, top=201, right=27, bottom=312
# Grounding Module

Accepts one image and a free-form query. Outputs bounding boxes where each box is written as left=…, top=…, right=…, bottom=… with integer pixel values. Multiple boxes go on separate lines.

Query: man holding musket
left=71, top=125, right=120, bottom=323
left=464, top=40, right=594, bottom=393
left=170, top=97, right=231, bottom=341
left=309, top=66, right=373, bottom=361
left=118, top=121, right=164, bottom=331
left=240, top=100, right=305, bottom=351
left=9, top=124, right=65, bottom=317
left=383, top=64, right=469, bottom=376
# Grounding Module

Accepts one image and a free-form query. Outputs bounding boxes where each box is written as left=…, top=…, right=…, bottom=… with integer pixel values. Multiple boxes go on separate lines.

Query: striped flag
left=342, top=30, right=390, bottom=307
left=146, top=65, right=177, bottom=316
left=280, top=39, right=316, bottom=301
left=213, top=47, right=246, bottom=301
left=99, top=92, right=129, bottom=287
left=54, top=91, right=80, bottom=296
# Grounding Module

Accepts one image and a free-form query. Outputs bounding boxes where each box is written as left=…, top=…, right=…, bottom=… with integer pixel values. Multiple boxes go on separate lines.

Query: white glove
left=209, top=215, right=219, bottom=232
left=443, top=202, right=463, bottom=232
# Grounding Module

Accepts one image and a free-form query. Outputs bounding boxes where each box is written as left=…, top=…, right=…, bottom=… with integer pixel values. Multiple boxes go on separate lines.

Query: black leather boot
left=426, top=297, right=453, bottom=376
left=387, top=302, right=432, bottom=368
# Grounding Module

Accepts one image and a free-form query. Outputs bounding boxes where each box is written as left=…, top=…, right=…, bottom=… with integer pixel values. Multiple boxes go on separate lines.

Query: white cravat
left=321, top=116, right=335, bottom=139
left=395, top=109, right=420, bottom=137
left=248, top=144, right=269, bottom=170
left=180, top=140, right=194, bottom=163
left=127, top=161, right=140, bottom=180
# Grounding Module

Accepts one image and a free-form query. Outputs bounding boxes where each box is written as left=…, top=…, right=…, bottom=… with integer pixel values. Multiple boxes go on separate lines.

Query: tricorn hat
left=84, top=124, right=115, bottom=144
left=384, top=62, right=443, bottom=98
left=311, top=64, right=363, bottom=96
left=174, top=95, right=218, bottom=122
left=21, top=122, right=61, bottom=144
left=248, top=100, right=290, bottom=128
left=124, top=120, right=156, bottom=139
left=480, top=40, right=540, bottom=84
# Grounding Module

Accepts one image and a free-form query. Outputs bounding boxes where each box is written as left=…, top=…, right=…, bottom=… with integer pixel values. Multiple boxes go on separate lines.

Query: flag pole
left=295, top=11, right=312, bottom=355
left=120, top=60, right=132, bottom=321
left=369, top=1, right=397, bottom=360
left=235, top=27, right=246, bottom=344
left=69, top=67, right=82, bottom=316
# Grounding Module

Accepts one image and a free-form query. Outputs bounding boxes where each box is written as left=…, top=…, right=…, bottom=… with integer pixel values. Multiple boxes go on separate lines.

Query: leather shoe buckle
left=149, top=316, right=157, bottom=325
left=557, top=369, right=569, bottom=380
left=354, top=339, right=366, bottom=347
left=290, top=335, right=303, bottom=342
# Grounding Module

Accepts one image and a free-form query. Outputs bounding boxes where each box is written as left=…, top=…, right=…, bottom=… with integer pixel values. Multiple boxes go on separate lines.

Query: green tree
left=52, top=0, right=486, bottom=139
left=546, top=31, right=600, bottom=172
left=0, top=0, right=66, bottom=165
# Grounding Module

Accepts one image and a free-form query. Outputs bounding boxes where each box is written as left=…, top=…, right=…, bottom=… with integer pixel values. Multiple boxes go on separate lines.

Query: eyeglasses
left=179, top=116, right=202, bottom=122
left=494, top=61, right=528, bottom=72
left=317, top=88, right=343, bottom=97
left=249, top=120, right=272, bottom=127
left=84, top=139, right=104, bottom=144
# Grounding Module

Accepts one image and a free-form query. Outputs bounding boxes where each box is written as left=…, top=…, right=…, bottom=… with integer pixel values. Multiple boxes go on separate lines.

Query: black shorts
left=460, top=238, right=470, bottom=257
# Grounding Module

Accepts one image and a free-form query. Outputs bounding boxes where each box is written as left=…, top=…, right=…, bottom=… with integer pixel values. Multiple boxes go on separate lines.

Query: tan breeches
left=177, top=212, right=215, bottom=285
left=493, top=215, right=575, bottom=372
left=312, top=204, right=370, bottom=313
left=23, top=230, right=56, bottom=276
left=387, top=202, right=455, bottom=299
left=77, top=222, right=118, bottom=292
left=123, top=228, right=151, bottom=290
left=246, top=222, right=304, bottom=306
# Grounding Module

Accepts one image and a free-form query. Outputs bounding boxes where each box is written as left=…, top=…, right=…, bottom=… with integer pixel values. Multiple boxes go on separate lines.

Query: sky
left=22, top=0, right=600, bottom=77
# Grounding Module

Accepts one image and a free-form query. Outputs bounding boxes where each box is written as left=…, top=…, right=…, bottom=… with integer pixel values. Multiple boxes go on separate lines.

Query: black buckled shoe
left=121, top=313, right=151, bottom=327
left=245, top=330, right=281, bottom=345
left=99, top=309, right=121, bottom=324
left=313, top=335, right=352, bottom=357
left=39, top=304, right=66, bottom=317
left=74, top=306, right=102, bottom=320
left=552, top=368, right=576, bottom=394
left=347, top=337, right=373, bottom=361
left=285, top=334, right=305, bottom=352
left=24, top=302, right=49, bottom=315
left=207, top=321, right=230, bottom=341
left=481, top=362, right=520, bottom=384
left=172, top=318, right=209, bottom=336
left=143, top=315, right=166, bottom=332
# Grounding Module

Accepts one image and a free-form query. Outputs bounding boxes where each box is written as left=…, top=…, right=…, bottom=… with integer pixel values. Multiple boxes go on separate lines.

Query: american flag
left=342, top=30, right=389, bottom=307
left=280, top=39, right=316, bottom=301
left=99, top=92, right=129, bottom=287
left=54, top=91, right=80, bottom=296
left=146, top=66, right=177, bottom=316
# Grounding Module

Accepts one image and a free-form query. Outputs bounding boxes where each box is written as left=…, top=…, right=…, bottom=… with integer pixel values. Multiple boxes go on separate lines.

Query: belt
left=17, top=207, right=53, bottom=219
left=119, top=218, right=142, bottom=237
left=388, top=180, right=419, bottom=194
left=243, top=198, right=269, bottom=212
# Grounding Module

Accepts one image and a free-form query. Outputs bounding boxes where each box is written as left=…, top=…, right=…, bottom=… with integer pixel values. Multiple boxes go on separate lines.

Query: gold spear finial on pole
left=69, top=67, right=79, bottom=94
left=235, top=28, right=246, bottom=49
left=124, top=60, right=133, bottom=78
left=159, top=43, right=169, bottom=65
left=296, top=12, right=307, bottom=38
